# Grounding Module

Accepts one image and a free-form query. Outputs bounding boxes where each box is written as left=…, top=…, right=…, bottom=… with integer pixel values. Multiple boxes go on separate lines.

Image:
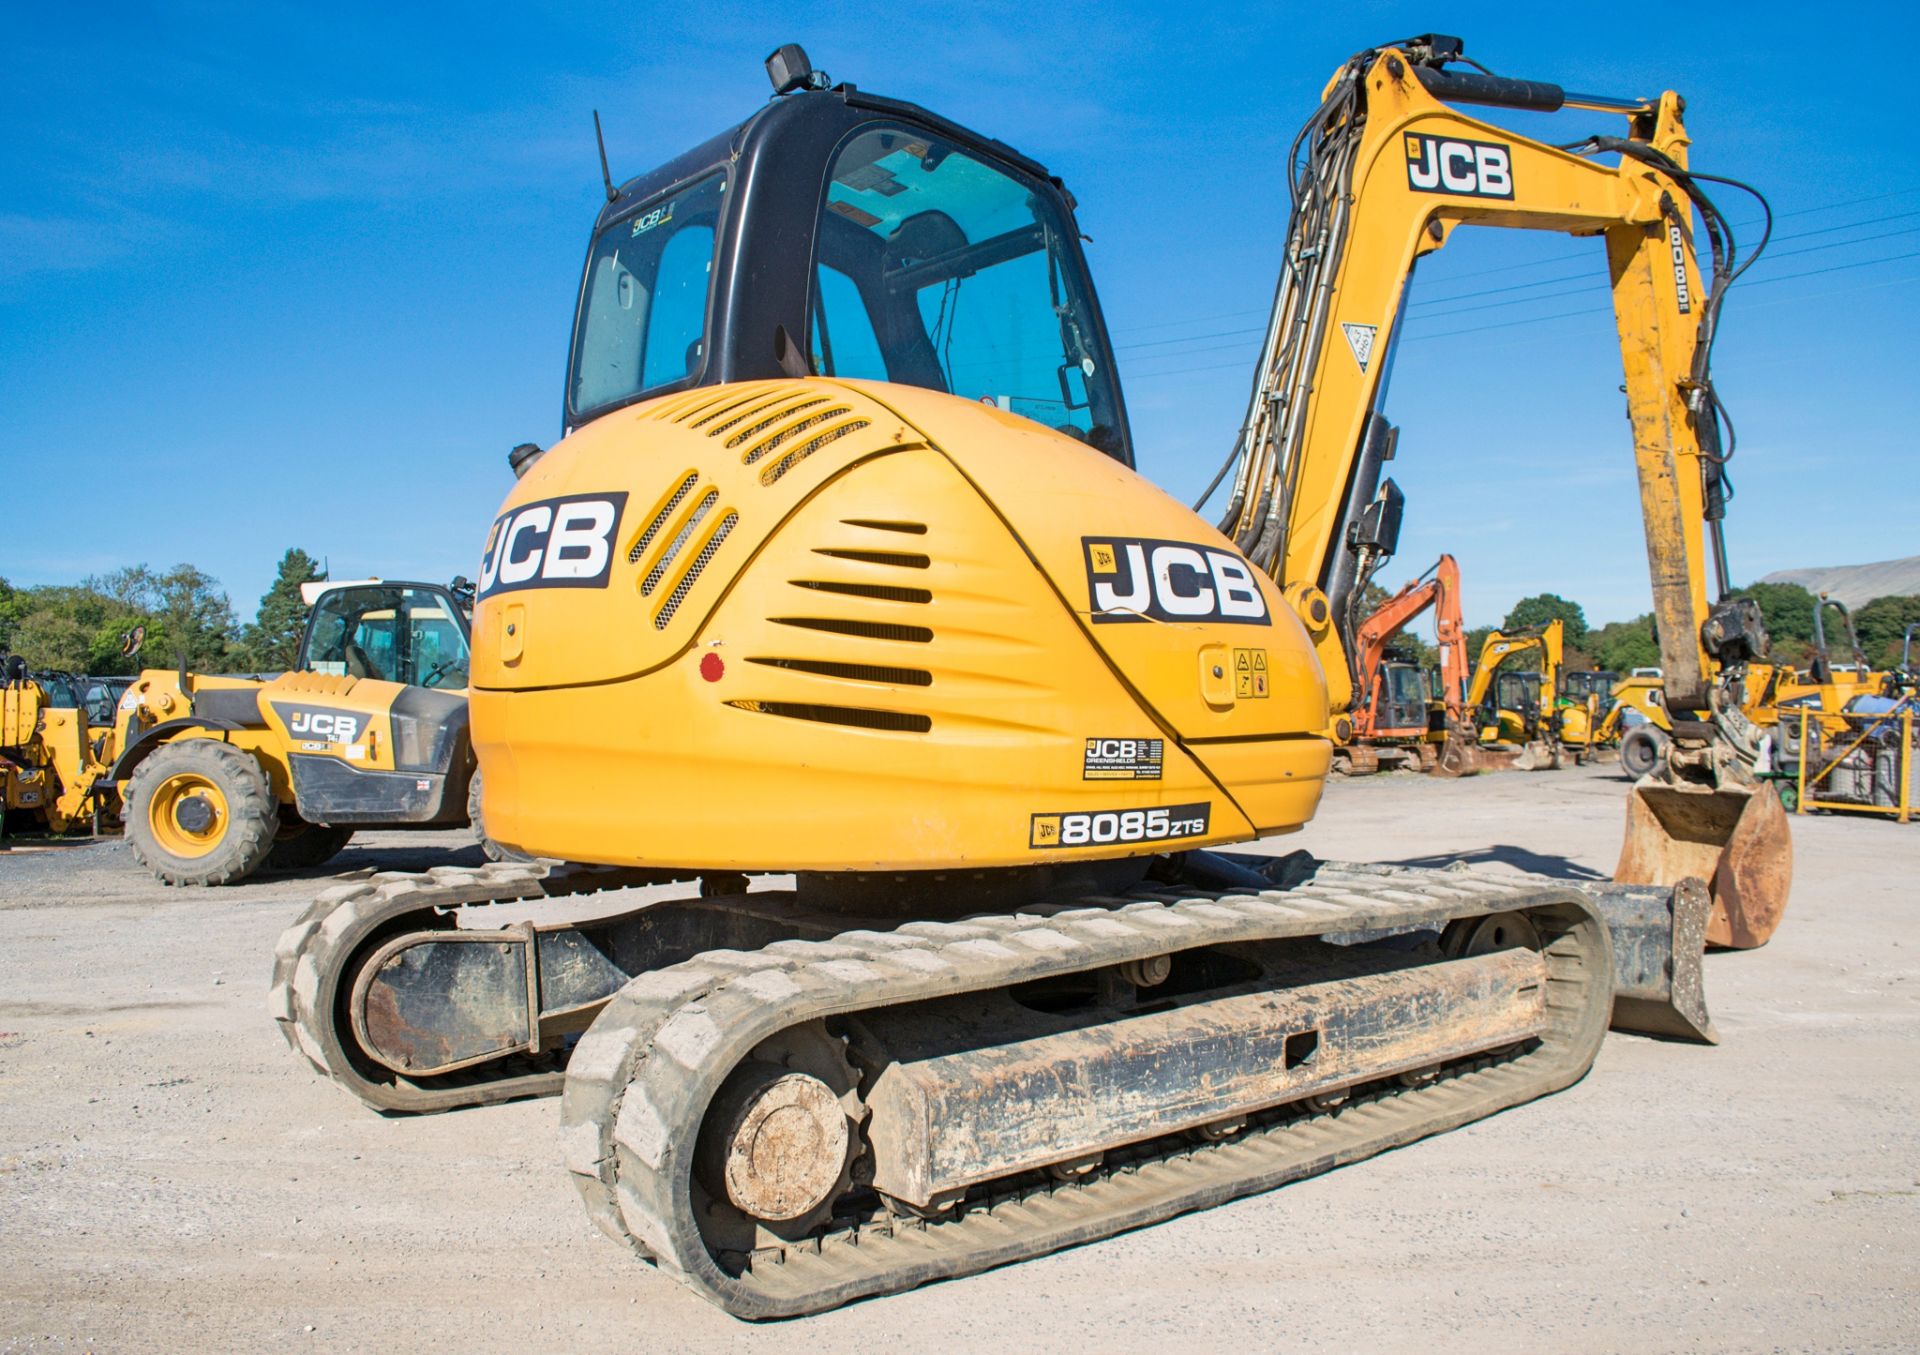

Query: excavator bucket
left=1614, top=777, right=1792, bottom=950
left=1431, top=727, right=1482, bottom=777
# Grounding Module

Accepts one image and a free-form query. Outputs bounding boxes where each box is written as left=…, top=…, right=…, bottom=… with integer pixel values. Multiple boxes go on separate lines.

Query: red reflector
left=699, top=652, right=725, bottom=682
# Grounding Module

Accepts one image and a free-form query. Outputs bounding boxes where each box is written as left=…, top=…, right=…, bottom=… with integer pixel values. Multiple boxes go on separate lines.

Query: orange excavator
left=1342, top=554, right=1477, bottom=775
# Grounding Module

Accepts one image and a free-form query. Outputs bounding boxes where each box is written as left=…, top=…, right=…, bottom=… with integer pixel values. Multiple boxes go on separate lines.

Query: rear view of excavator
left=274, top=37, right=1776, bottom=1317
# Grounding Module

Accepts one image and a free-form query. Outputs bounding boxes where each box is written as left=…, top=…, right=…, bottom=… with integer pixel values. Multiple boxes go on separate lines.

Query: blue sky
left=4, top=1, right=1914, bottom=632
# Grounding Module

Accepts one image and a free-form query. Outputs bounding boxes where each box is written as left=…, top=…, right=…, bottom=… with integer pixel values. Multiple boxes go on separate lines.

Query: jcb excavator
left=1342, top=553, right=1476, bottom=774
left=274, top=37, right=1783, bottom=1317
left=1466, top=622, right=1567, bottom=771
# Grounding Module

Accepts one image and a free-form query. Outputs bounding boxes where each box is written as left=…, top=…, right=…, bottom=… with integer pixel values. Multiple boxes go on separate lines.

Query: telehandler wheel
left=264, top=811, right=354, bottom=873
left=468, top=770, right=531, bottom=863
left=1619, top=726, right=1668, bottom=780
left=126, top=740, right=278, bottom=886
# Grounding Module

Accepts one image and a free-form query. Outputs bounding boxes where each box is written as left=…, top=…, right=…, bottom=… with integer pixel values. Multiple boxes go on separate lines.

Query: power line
left=1108, top=195, right=1920, bottom=344
left=1120, top=215, right=1920, bottom=363
left=1407, top=208, right=1920, bottom=308
left=1122, top=252, right=1920, bottom=380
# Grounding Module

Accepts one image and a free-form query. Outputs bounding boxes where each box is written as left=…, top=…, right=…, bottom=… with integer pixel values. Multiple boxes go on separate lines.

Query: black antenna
left=593, top=111, right=619, bottom=204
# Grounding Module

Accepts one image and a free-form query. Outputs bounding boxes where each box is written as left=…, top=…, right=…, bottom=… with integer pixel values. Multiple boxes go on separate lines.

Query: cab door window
left=304, top=588, right=470, bottom=689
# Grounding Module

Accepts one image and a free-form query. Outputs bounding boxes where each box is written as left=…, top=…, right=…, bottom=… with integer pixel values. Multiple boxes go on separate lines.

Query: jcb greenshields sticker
left=1083, top=737, right=1164, bottom=780
left=1030, top=802, right=1210, bottom=849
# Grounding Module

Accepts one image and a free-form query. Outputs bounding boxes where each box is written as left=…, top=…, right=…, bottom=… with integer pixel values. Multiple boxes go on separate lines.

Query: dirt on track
left=1, top=761, right=1915, bottom=1353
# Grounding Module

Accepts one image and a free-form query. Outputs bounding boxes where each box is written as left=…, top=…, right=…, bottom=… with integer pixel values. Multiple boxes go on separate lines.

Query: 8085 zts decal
left=1083, top=537, right=1269, bottom=625
left=1030, top=802, right=1211, bottom=849
left=478, top=493, right=629, bottom=600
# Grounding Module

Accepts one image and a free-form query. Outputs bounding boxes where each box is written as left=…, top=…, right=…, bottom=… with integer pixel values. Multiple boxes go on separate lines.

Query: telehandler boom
left=276, top=37, right=1756, bottom=1317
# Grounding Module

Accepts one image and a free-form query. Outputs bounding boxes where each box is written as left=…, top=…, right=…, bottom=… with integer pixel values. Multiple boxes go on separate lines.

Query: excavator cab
left=1373, top=658, right=1430, bottom=735
left=564, top=78, right=1132, bottom=463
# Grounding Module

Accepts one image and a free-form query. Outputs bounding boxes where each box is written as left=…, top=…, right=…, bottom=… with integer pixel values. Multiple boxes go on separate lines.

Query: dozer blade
left=1574, top=877, right=1717, bottom=1044
left=1614, top=777, right=1791, bottom=950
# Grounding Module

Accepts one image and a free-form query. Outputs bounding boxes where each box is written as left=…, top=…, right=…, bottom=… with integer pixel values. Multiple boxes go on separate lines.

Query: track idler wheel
left=693, top=1022, right=862, bottom=1249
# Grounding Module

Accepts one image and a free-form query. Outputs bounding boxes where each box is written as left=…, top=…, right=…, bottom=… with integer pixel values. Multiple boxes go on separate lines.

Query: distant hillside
left=1758, top=555, right=1920, bottom=609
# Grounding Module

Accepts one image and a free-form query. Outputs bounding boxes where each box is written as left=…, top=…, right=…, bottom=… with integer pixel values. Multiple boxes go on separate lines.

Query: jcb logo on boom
left=1083, top=537, right=1269, bottom=626
left=478, top=492, right=629, bottom=600
left=1404, top=134, right=1514, bottom=199
left=274, top=704, right=365, bottom=744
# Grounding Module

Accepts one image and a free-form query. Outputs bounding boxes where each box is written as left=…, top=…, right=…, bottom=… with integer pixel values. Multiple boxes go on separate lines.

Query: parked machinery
left=1340, top=553, right=1476, bottom=774
left=1465, top=622, right=1566, bottom=771
left=274, top=36, right=1782, bottom=1317
left=0, top=657, right=116, bottom=838
left=111, top=578, right=483, bottom=884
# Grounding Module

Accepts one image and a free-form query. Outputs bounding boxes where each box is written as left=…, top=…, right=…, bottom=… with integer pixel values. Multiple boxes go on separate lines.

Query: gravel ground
left=1, top=761, right=1914, bottom=1353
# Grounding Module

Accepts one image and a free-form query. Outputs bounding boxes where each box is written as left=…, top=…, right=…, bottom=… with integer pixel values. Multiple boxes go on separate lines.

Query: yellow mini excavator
left=1466, top=622, right=1567, bottom=771
left=274, top=38, right=1785, bottom=1317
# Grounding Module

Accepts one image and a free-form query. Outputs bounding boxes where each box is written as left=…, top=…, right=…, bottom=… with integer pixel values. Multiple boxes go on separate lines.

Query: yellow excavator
left=1466, top=621, right=1567, bottom=770
left=273, top=37, right=1787, bottom=1317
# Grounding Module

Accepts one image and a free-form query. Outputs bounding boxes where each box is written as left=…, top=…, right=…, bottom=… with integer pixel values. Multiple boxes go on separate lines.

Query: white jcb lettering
left=1406, top=136, right=1516, bottom=199
left=1473, top=145, right=1512, bottom=197
left=1207, top=551, right=1265, bottom=618
left=290, top=711, right=360, bottom=741
left=1150, top=546, right=1214, bottom=617
left=542, top=500, right=616, bottom=580
left=1092, top=543, right=1151, bottom=613
left=498, top=505, right=553, bottom=585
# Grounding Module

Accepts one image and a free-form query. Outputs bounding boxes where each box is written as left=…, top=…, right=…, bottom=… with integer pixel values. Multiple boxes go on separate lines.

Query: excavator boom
left=1205, top=37, right=1790, bottom=946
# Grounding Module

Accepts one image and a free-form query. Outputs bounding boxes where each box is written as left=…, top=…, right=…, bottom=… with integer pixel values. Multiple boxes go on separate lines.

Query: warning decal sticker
left=1342, top=323, right=1376, bottom=373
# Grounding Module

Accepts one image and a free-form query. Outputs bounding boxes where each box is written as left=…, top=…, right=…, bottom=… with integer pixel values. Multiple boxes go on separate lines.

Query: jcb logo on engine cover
left=1083, top=537, right=1269, bottom=625
left=273, top=703, right=366, bottom=744
left=478, top=493, right=629, bottom=600
left=1404, top=134, right=1514, bottom=199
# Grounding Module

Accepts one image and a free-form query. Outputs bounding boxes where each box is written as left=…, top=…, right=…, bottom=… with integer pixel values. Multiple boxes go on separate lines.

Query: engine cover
left=470, top=379, right=1330, bottom=869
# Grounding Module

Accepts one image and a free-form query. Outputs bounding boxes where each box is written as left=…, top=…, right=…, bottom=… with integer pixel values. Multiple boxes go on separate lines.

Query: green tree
left=9, top=605, right=90, bottom=670
left=1587, top=614, right=1663, bottom=673
left=1854, top=593, right=1920, bottom=669
left=237, top=548, right=323, bottom=671
left=1731, top=581, right=1818, bottom=666
left=81, top=564, right=235, bottom=673
left=1503, top=593, right=1588, bottom=646
left=0, top=576, right=21, bottom=653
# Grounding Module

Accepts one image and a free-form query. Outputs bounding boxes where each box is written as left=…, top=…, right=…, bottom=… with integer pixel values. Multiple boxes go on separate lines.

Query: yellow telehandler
left=111, top=578, right=488, bottom=884
left=273, top=36, right=1787, bottom=1317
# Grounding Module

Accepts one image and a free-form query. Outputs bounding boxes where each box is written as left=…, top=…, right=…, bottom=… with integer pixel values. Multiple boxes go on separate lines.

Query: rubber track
left=269, top=860, right=667, bottom=1112
left=557, top=864, right=1612, bottom=1318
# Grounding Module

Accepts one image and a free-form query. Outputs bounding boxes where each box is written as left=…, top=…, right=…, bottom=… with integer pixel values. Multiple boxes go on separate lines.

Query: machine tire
left=1619, top=726, right=1668, bottom=780
left=468, top=770, right=531, bottom=863
left=126, top=740, right=278, bottom=886
left=264, top=813, right=354, bottom=872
